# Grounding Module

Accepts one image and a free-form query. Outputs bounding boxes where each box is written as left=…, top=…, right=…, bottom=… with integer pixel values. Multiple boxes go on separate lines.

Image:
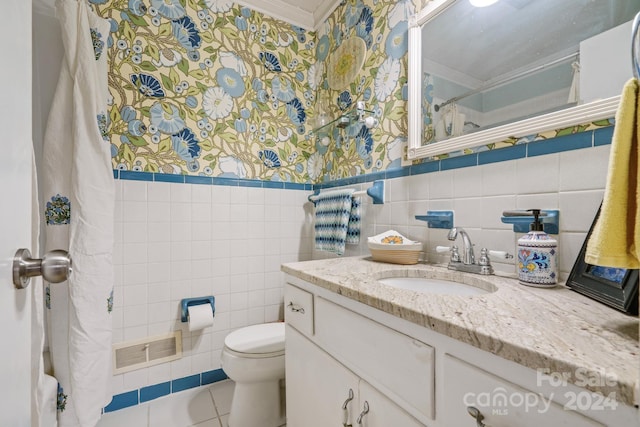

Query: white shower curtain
left=41, top=1, right=114, bottom=426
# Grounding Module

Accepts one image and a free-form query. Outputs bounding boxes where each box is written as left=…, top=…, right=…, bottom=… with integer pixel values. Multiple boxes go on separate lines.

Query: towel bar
left=308, top=180, right=385, bottom=205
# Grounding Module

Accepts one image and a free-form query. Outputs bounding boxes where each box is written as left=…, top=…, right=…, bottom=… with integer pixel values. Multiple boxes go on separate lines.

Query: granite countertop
left=281, top=256, right=639, bottom=406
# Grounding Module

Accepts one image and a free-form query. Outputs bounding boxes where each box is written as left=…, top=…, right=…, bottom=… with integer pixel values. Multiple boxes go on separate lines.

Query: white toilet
left=220, top=322, right=286, bottom=427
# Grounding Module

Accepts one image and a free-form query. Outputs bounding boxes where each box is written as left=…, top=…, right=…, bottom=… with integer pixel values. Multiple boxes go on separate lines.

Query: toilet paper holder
left=181, top=296, right=216, bottom=323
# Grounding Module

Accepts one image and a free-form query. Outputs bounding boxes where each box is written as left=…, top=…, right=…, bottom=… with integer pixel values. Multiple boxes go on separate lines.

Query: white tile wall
left=112, top=144, right=611, bottom=398
left=113, top=182, right=311, bottom=394
left=312, top=145, right=611, bottom=277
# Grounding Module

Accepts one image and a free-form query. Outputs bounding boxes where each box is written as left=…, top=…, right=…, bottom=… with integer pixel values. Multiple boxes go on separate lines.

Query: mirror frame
left=407, top=0, right=622, bottom=160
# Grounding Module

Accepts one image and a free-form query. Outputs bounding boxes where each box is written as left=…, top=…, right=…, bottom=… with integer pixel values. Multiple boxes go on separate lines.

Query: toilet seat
left=224, top=322, right=285, bottom=357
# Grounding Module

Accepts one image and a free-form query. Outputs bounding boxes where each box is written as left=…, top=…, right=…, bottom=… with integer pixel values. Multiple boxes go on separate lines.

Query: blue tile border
left=478, top=144, right=527, bottom=165
left=140, top=382, right=171, bottom=403
left=113, top=126, right=614, bottom=192
left=527, top=131, right=592, bottom=157
left=103, top=368, right=228, bottom=413
left=440, top=153, right=478, bottom=171
left=104, top=390, right=139, bottom=413
left=202, top=369, right=229, bottom=385
left=172, top=374, right=201, bottom=393
left=593, top=126, right=615, bottom=146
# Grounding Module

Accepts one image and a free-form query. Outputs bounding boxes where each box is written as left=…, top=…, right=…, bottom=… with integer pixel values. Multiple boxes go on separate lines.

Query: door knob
left=13, top=248, right=72, bottom=289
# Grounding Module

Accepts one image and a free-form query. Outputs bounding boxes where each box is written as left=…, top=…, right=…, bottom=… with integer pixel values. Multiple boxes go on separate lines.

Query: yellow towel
left=585, top=78, right=640, bottom=269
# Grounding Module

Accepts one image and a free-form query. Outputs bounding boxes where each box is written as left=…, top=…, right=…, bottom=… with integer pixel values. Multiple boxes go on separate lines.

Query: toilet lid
left=224, top=322, right=285, bottom=354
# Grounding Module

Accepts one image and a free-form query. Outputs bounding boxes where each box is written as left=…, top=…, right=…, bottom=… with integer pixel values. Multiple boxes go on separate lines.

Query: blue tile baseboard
left=103, top=368, right=228, bottom=413
left=113, top=126, right=614, bottom=191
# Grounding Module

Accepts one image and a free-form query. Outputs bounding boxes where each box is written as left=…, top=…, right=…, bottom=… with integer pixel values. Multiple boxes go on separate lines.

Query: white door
left=0, top=1, right=34, bottom=425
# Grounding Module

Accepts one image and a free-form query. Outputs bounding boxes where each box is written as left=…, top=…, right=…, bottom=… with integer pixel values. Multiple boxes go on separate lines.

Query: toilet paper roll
left=187, top=304, right=214, bottom=331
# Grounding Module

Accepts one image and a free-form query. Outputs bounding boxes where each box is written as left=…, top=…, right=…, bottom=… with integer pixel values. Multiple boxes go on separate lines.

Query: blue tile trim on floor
left=104, top=369, right=229, bottom=413
left=172, top=374, right=202, bottom=393
left=104, top=390, right=139, bottom=413
left=202, top=369, right=228, bottom=385
left=113, top=125, right=614, bottom=190
left=140, top=382, right=171, bottom=403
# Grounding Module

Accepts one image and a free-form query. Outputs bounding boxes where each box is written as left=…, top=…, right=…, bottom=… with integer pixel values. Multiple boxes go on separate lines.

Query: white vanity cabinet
left=442, top=355, right=605, bottom=426
left=283, top=278, right=638, bottom=427
left=286, top=325, right=424, bottom=427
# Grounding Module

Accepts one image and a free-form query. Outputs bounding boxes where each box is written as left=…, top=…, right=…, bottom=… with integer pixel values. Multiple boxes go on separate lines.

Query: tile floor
left=97, top=380, right=234, bottom=427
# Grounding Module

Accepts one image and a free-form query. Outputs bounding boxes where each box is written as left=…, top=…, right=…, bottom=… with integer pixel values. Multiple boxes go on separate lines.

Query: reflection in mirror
left=408, top=0, right=640, bottom=159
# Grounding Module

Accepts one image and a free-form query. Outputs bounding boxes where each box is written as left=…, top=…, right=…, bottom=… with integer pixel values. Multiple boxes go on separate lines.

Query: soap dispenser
left=516, top=209, right=558, bottom=287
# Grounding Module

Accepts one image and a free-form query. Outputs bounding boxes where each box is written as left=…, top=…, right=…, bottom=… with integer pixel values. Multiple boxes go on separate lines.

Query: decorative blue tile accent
left=527, top=132, right=592, bottom=157
left=440, top=153, right=478, bottom=171
left=411, top=160, right=439, bottom=175
left=211, top=177, right=239, bottom=186
left=154, top=173, right=185, bottom=183
left=120, top=171, right=154, bottom=181
left=385, top=167, right=410, bottom=179
left=104, top=390, right=139, bottom=413
left=478, top=144, right=527, bottom=165
left=283, top=182, right=311, bottom=190
left=262, top=181, right=285, bottom=189
left=201, top=369, right=228, bottom=385
left=140, top=382, right=171, bottom=403
left=172, top=374, right=201, bottom=393
left=238, top=179, right=263, bottom=188
left=185, top=176, right=213, bottom=185
left=113, top=170, right=119, bottom=179
left=593, top=126, right=614, bottom=147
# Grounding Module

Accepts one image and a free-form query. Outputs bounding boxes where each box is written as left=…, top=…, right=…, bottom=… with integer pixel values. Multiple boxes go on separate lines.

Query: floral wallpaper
left=93, top=0, right=610, bottom=184
left=90, top=0, right=416, bottom=184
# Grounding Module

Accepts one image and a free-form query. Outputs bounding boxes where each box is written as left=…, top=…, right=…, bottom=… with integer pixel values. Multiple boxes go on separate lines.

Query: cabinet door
left=443, top=355, right=604, bottom=427
left=286, top=325, right=360, bottom=427
left=356, top=381, right=425, bottom=427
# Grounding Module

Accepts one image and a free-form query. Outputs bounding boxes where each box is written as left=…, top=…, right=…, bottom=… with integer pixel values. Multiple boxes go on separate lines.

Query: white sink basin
left=378, top=277, right=491, bottom=296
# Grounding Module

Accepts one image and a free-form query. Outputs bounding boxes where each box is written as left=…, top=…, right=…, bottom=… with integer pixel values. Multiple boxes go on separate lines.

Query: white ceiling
left=235, top=0, right=341, bottom=30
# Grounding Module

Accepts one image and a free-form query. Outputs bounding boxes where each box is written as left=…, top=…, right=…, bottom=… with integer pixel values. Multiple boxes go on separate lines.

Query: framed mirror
left=408, top=0, right=640, bottom=159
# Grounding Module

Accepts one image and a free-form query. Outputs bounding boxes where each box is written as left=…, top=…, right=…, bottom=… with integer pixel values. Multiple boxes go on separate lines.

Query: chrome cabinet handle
left=356, top=401, right=369, bottom=425
left=341, top=388, right=354, bottom=427
left=467, top=406, right=487, bottom=427
left=287, top=301, right=305, bottom=314
left=13, top=248, right=72, bottom=289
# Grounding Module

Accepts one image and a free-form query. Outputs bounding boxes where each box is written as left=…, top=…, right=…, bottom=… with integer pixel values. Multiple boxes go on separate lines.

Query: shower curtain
left=41, top=1, right=114, bottom=426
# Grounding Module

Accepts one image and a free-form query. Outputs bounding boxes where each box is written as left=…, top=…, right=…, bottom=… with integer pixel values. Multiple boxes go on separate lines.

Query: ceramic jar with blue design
left=517, top=231, right=558, bottom=287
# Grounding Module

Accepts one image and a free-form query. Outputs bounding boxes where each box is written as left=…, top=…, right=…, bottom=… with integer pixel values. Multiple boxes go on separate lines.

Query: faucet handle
left=488, top=250, right=513, bottom=260
left=435, top=245, right=461, bottom=262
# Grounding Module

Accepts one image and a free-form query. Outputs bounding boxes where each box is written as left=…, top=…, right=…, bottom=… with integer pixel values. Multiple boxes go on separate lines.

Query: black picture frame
left=566, top=204, right=639, bottom=315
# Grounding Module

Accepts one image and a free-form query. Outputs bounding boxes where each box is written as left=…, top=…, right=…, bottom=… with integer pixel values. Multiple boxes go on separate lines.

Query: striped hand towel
left=314, top=189, right=361, bottom=256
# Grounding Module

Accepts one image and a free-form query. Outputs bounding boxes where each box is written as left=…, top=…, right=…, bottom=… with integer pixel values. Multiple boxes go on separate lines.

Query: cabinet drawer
left=284, top=283, right=314, bottom=336
left=443, top=355, right=603, bottom=427
left=315, top=297, right=434, bottom=422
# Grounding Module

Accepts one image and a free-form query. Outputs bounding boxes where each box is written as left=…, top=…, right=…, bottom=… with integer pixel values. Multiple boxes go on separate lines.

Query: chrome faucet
left=447, top=227, right=475, bottom=265
left=439, top=227, right=513, bottom=275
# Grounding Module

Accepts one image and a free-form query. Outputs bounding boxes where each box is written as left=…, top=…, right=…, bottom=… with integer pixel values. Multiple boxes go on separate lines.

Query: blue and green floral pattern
left=92, top=0, right=611, bottom=183
left=45, top=194, right=71, bottom=225
left=57, top=384, right=67, bottom=412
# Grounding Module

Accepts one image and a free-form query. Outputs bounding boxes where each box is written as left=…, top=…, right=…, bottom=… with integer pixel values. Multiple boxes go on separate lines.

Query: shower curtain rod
left=433, top=52, right=580, bottom=112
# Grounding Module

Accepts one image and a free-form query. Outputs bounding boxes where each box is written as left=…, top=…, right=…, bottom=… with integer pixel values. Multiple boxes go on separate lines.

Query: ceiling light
left=469, top=0, right=499, bottom=7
